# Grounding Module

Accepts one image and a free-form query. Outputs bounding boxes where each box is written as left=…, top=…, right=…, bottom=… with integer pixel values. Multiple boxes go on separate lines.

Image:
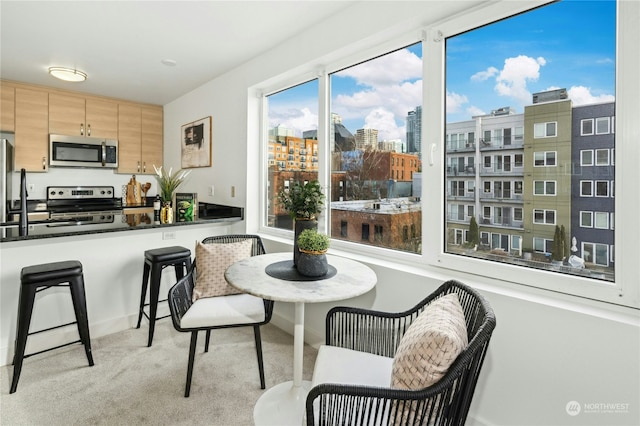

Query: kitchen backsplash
left=8, top=168, right=161, bottom=202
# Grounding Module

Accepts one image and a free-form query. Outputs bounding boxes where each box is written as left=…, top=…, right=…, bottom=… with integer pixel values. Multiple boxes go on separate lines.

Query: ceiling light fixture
left=48, top=67, right=87, bottom=82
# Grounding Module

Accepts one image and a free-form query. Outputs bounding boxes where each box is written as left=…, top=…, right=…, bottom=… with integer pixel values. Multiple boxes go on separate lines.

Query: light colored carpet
left=0, top=320, right=317, bottom=425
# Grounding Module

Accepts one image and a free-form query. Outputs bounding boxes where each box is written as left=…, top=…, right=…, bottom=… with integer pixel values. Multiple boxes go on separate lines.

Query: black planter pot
left=296, top=251, right=328, bottom=277
left=293, top=218, right=317, bottom=266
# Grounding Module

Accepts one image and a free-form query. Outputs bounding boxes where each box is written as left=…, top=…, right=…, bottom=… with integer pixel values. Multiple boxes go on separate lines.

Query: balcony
left=446, top=165, right=476, bottom=176
left=479, top=137, right=524, bottom=151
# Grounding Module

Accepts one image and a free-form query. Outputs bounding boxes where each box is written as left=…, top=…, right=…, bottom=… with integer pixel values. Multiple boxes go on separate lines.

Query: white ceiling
left=0, top=1, right=356, bottom=106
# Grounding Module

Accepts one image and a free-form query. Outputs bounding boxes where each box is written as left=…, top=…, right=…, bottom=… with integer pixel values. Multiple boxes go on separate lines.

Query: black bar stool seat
left=11, top=260, right=94, bottom=394
left=137, top=246, right=192, bottom=347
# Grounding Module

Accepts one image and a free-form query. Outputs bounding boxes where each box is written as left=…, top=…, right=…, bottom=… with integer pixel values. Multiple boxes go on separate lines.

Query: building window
left=580, top=211, right=593, bottom=228
left=594, top=212, right=609, bottom=229
left=534, top=121, right=557, bottom=138
left=581, top=118, right=594, bottom=135
left=580, top=181, right=593, bottom=197
left=514, top=207, right=523, bottom=221
left=534, top=180, right=556, bottom=196
left=580, top=150, right=594, bottom=166
left=595, top=149, right=609, bottom=166
left=361, top=224, right=370, bottom=241
left=533, top=209, right=556, bottom=225
left=583, top=242, right=609, bottom=266
left=596, top=117, right=610, bottom=134
left=534, top=151, right=556, bottom=166
left=341, top=220, right=348, bottom=237
left=595, top=181, right=609, bottom=197
left=374, top=225, right=383, bottom=242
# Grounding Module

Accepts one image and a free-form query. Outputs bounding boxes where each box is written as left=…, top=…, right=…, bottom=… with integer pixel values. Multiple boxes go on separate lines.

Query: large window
left=258, top=0, right=636, bottom=307
left=265, top=80, right=319, bottom=230
left=444, top=0, right=615, bottom=283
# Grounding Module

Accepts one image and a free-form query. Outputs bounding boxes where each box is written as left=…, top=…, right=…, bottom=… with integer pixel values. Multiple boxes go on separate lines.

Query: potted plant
left=296, top=229, right=330, bottom=277
left=277, top=180, right=325, bottom=220
left=152, top=165, right=191, bottom=224
left=277, top=180, right=325, bottom=265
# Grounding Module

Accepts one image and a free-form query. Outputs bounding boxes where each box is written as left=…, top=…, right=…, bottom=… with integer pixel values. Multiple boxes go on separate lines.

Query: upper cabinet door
left=15, top=87, right=49, bottom=172
left=117, top=103, right=142, bottom=174
left=141, top=106, right=163, bottom=174
left=49, top=93, right=85, bottom=136
left=49, top=93, right=118, bottom=138
left=0, top=81, right=15, bottom=132
left=85, top=98, right=118, bottom=139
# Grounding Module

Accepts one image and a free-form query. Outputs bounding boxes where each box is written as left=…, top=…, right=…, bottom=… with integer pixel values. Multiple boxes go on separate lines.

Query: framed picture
left=181, top=116, right=212, bottom=168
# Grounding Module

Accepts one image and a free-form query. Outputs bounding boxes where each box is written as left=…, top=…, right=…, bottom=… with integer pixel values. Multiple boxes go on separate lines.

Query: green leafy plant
left=278, top=180, right=325, bottom=220
left=153, top=165, right=191, bottom=202
left=551, top=224, right=567, bottom=262
left=297, top=229, right=330, bottom=253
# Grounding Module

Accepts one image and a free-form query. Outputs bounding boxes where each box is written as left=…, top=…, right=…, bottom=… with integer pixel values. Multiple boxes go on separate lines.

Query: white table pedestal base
left=254, top=380, right=312, bottom=426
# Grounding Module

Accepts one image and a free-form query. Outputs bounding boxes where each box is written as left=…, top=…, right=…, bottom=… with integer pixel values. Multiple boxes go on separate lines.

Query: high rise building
left=355, top=128, right=378, bottom=150
left=406, top=106, right=422, bottom=155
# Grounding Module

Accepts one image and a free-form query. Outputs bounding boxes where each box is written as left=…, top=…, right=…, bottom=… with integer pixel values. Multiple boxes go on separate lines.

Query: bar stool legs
left=11, top=260, right=94, bottom=394
left=136, top=246, right=192, bottom=347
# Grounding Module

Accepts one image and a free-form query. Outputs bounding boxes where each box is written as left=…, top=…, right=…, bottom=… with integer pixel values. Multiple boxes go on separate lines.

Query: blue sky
left=268, top=0, right=616, bottom=144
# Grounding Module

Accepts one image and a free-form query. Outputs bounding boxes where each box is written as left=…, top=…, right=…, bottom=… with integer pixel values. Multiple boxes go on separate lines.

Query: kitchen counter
left=0, top=203, right=243, bottom=243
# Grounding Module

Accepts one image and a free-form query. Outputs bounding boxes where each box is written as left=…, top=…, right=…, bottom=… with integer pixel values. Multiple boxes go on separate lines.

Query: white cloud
left=269, top=106, right=317, bottom=136
left=337, top=48, right=422, bottom=87
left=494, top=55, right=546, bottom=105
left=567, top=86, right=615, bottom=106
left=466, top=106, right=486, bottom=117
left=471, top=67, right=499, bottom=82
left=363, top=107, right=403, bottom=141
left=446, top=91, right=468, bottom=113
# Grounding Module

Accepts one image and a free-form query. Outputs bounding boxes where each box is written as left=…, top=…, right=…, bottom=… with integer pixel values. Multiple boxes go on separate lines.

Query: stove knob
left=101, top=190, right=105, bottom=195
left=58, top=191, right=64, bottom=196
left=50, top=190, right=56, bottom=196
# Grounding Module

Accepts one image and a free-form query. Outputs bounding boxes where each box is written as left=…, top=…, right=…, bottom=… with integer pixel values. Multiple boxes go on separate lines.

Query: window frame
left=255, top=0, right=638, bottom=310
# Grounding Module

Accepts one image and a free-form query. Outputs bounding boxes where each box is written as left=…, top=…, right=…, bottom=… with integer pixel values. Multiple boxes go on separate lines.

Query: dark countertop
left=0, top=203, right=243, bottom=243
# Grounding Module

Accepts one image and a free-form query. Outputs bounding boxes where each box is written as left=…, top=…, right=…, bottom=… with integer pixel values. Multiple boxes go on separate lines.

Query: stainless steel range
left=47, top=186, right=122, bottom=223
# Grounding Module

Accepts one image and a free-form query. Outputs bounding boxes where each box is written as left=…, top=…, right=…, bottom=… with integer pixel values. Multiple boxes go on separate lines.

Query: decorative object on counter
left=295, top=228, right=330, bottom=277
left=153, top=195, right=161, bottom=224
left=126, top=175, right=142, bottom=206
left=174, top=192, right=198, bottom=222
left=152, top=165, right=191, bottom=203
left=141, top=182, right=152, bottom=205
left=161, top=202, right=174, bottom=224
left=181, top=116, right=212, bottom=169
left=277, top=180, right=325, bottom=265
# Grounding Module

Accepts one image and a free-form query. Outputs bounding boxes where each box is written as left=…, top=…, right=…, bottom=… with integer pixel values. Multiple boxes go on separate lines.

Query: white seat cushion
left=312, top=345, right=393, bottom=388
left=180, top=293, right=265, bottom=329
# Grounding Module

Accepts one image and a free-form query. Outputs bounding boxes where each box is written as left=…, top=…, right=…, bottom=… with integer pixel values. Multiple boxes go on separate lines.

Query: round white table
left=225, top=252, right=377, bottom=426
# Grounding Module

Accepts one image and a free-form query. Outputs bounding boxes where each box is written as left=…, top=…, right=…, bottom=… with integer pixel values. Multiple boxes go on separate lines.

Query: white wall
left=162, top=2, right=639, bottom=425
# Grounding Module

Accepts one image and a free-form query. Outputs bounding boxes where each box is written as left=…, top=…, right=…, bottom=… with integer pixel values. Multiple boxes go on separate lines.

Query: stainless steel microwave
left=49, top=134, right=118, bottom=168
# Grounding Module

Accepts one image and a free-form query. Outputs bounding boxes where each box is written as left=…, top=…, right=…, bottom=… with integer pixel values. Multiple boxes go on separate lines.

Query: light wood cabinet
left=49, top=93, right=118, bottom=138
left=117, top=104, right=163, bottom=175
left=141, top=106, right=163, bottom=174
left=1, top=81, right=15, bottom=132
left=15, top=87, right=49, bottom=171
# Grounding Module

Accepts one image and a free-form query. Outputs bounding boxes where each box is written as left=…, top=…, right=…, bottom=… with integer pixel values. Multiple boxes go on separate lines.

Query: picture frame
left=181, top=116, right=212, bottom=168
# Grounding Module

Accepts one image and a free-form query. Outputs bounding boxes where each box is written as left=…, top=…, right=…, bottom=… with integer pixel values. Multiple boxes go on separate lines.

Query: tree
left=468, top=216, right=479, bottom=248
left=552, top=224, right=567, bottom=262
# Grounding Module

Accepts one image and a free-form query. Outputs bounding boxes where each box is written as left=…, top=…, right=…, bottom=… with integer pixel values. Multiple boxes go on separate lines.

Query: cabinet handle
left=42, top=157, right=46, bottom=170
left=80, top=123, right=84, bottom=136
left=137, top=161, right=141, bottom=173
left=142, top=162, right=146, bottom=173
left=87, top=124, right=91, bottom=136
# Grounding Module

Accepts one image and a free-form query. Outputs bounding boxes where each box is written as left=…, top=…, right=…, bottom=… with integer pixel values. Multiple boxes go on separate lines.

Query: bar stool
left=137, top=246, right=192, bottom=347
left=11, top=260, right=94, bottom=394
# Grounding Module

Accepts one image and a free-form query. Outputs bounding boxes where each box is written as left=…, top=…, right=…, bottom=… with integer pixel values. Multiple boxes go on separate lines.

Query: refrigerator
left=1, top=133, right=15, bottom=225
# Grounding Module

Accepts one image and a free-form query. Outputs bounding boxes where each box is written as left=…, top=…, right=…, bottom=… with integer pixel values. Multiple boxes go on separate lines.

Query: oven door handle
left=101, top=141, right=106, bottom=167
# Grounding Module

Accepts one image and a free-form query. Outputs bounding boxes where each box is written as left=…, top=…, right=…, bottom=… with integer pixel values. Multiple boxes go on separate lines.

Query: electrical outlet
left=208, top=185, right=214, bottom=196
left=162, top=231, right=176, bottom=240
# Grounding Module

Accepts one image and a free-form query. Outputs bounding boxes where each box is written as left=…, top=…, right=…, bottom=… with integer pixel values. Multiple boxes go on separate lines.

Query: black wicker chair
left=168, top=234, right=274, bottom=397
left=305, top=279, right=496, bottom=426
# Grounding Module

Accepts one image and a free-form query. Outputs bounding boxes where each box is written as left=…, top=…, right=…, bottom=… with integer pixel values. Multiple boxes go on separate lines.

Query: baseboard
left=1, top=314, right=138, bottom=367
left=270, top=311, right=323, bottom=350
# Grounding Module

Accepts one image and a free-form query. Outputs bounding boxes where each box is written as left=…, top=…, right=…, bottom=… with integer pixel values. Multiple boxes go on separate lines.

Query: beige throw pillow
left=192, top=239, right=253, bottom=301
left=391, top=293, right=468, bottom=390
